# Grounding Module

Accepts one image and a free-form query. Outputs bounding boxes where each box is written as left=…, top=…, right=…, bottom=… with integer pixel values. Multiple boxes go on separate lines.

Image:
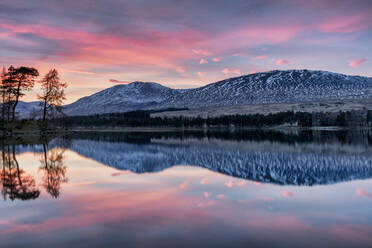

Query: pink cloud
left=349, top=58, right=367, bottom=68
left=110, top=171, right=132, bottom=176
left=237, top=180, right=246, bottom=187
left=356, top=188, right=372, bottom=198
left=257, top=196, right=273, bottom=203
left=66, top=69, right=96, bottom=75
left=200, top=178, right=208, bottom=184
left=276, top=59, right=289, bottom=65
left=330, top=225, right=372, bottom=243
left=252, top=54, right=268, bottom=60
left=225, top=180, right=234, bottom=188
left=248, top=215, right=306, bottom=230
left=221, top=68, right=241, bottom=76
left=212, top=57, right=221, bottom=62
left=0, top=21, right=204, bottom=71
left=217, top=194, right=225, bottom=199
left=199, top=58, right=208, bottom=64
left=224, top=179, right=246, bottom=188
left=319, top=15, right=369, bottom=33
left=109, top=79, right=131, bottom=84
left=234, top=69, right=242, bottom=75
left=221, top=68, right=230, bottom=75
left=192, top=49, right=211, bottom=56
left=179, top=180, right=189, bottom=190
left=68, top=181, right=96, bottom=187
left=204, top=192, right=212, bottom=198
left=198, top=71, right=207, bottom=77
left=176, top=66, right=186, bottom=73
left=197, top=200, right=216, bottom=208
left=282, top=191, right=294, bottom=198
left=230, top=25, right=301, bottom=44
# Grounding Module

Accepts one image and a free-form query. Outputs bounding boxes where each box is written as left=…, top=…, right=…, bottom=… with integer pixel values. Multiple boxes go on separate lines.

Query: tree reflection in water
left=0, top=144, right=40, bottom=201
left=39, top=141, right=68, bottom=198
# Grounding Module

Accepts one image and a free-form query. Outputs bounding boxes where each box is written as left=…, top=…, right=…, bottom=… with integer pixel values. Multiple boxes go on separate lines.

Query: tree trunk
left=11, top=81, right=21, bottom=122
left=1, top=90, right=5, bottom=130
left=42, top=99, right=48, bottom=130
left=43, top=100, right=47, bottom=122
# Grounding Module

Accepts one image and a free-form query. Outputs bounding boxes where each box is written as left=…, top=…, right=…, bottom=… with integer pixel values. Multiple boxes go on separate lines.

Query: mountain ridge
left=17, top=69, right=372, bottom=118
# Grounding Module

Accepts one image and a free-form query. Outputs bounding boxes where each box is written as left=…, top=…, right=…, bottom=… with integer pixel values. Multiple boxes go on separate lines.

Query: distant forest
left=58, top=109, right=372, bottom=128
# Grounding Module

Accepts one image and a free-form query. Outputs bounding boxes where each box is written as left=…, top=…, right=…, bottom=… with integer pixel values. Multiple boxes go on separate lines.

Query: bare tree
left=0, top=67, right=16, bottom=126
left=3, top=66, right=39, bottom=122
left=0, top=67, right=7, bottom=126
left=38, top=69, right=67, bottom=129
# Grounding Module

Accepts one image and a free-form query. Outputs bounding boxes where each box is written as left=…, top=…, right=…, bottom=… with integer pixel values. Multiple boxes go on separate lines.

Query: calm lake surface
left=1, top=130, right=372, bottom=248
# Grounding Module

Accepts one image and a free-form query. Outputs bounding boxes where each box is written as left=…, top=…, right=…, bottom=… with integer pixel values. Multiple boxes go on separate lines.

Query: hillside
left=63, top=81, right=178, bottom=116
left=18, top=70, right=372, bottom=117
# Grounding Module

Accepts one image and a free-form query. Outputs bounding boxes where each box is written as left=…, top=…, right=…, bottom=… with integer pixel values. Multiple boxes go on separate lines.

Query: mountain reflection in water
left=6, top=129, right=372, bottom=201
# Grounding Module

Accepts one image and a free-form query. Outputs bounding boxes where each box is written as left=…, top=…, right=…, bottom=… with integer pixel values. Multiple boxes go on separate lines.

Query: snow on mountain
left=19, top=70, right=372, bottom=117
left=155, top=69, right=372, bottom=110
left=63, top=82, right=177, bottom=116
left=16, top=101, right=40, bottom=119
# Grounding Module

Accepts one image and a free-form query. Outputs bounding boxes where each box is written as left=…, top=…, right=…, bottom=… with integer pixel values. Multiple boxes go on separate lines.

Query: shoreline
left=2, top=125, right=372, bottom=138
left=71, top=126, right=372, bottom=132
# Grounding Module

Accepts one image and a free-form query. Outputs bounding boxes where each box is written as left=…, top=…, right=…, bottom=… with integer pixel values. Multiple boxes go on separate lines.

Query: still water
left=0, top=130, right=372, bottom=248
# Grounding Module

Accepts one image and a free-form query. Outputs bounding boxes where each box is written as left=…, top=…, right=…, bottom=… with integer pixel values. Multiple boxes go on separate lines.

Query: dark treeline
left=58, top=109, right=372, bottom=128
left=66, top=129, right=372, bottom=147
left=0, top=66, right=67, bottom=135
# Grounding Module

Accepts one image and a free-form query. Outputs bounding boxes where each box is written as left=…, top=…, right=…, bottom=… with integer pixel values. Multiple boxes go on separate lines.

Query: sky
left=0, top=0, right=371, bottom=103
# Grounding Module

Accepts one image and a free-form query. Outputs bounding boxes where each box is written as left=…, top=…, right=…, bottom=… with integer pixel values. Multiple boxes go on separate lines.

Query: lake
left=1, top=130, right=372, bottom=248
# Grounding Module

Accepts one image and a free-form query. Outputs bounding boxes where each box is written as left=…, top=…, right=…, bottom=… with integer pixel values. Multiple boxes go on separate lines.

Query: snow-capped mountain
left=63, top=82, right=178, bottom=116
left=19, top=70, right=372, bottom=117
left=158, top=69, right=372, bottom=109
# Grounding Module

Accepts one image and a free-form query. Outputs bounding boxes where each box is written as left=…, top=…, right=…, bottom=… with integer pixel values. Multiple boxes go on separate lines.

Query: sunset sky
left=0, top=0, right=371, bottom=103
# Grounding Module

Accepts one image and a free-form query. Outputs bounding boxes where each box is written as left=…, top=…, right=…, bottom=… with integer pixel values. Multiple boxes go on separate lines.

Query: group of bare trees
left=0, top=66, right=67, bottom=132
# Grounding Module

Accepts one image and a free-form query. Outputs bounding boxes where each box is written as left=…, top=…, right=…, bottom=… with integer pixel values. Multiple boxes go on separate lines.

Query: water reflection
left=51, top=130, right=372, bottom=186
left=0, top=138, right=68, bottom=201
left=1, top=144, right=40, bottom=201
left=3, top=129, right=372, bottom=200
left=1, top=130, right=372, bottom=247
left=39, top=141, right=68, bottom=198
left=64, top=135, right=372, bottom=186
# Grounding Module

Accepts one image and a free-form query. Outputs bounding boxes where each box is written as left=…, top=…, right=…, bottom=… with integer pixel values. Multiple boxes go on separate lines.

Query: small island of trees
left=0, top=66, right=68, bottom=136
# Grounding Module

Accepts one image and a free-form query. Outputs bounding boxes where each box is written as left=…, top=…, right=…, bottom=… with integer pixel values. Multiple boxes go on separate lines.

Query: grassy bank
left=0, top=119, right=69, bottom=138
